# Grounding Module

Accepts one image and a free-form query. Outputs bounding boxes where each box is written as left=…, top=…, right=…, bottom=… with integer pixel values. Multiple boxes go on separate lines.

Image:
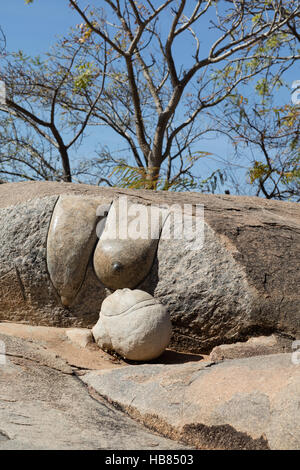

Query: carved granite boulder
left=0, top=181, right=299, bottom=353
left=47, top=195, right=109, bottom=307
left=93, top=199, right=167, bottom=290
left=80, top=353, right=300, bottom=450
left=92, top=288, right=172, bottom=361
left=0, top=193, right=109, bottom=327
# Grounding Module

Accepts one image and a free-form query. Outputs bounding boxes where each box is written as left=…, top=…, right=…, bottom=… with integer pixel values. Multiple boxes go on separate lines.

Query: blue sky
left=1, top=0, right=78, bottom=53
left=1, top=0, right=298, bottom=193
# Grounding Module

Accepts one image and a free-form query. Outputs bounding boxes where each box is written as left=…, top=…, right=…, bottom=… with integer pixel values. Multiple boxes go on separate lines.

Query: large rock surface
left=80, top=353, right=300, bottom=450
left=0, top=328, right=189, bottom=450
left=0, top=181, right=299, bottom=352
left=209, top=334, right=291, bottom=362
left=1, top=322, right=299, bottom=450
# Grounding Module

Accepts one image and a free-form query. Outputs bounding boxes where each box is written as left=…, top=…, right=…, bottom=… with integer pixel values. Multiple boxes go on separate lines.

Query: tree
left=217, top=86, right=300, bottom=201
left=0, top=38, right=109, bottom=182
left=61, top=0, right=300, bottom=189
left=6, top=0, right=300, bottom=190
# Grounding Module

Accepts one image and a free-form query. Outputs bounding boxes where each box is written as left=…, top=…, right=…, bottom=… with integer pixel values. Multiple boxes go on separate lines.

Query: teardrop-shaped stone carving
left=47, top=195, right=112, bottom=306
left=93, top=199, right=168, bottom=290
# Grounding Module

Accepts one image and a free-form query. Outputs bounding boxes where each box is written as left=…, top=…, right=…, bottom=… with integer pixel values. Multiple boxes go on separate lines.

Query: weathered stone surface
left=0, top=333, right=189, bottom=450
left=0, top=332, right=73, bottom=374
left=47, top=195, right=111, bottom=306
left=92, top=289, right=172, bottom=361
left=0, top=322, right=126, bottom=370
left=93, top=200, right=167, bottom=290
left=0, top=194, right=107, bottom=327
left=1, top=181, right=300, bottom=353
left=0, top=196, right=61, bottom=325
left=209, top=334, right=292, bottom=361
left=140, top=196, right=300, bottom=352
left=0, top=321, right=205, bottom=370
left=80, top=353, right=300, bottom=450
left=0, top=322, right=125, bottom=371
left=65, top=328, right=94, bottom=349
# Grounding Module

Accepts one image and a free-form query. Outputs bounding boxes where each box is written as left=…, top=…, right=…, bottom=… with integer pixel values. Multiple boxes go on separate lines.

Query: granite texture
left=47, top=195, right=111, bottom=306
left=80, top=353, right=300, bottom=450
left=92, top=289, right=172, bottom=360
left=0, top=331, right=189, bottom=450
left=0, top=196, right=104, bottom=327
left=0, top=181, right=299, bottom=352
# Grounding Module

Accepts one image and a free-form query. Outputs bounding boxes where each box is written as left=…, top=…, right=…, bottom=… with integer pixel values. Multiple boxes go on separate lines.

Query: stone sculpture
left=47, top=195, right=107, bottom=307
left=93, top=200, right=168, bottom=290
left=0, top=181, right=300, bottom=353
left=92, top=288, right=172, bottom=361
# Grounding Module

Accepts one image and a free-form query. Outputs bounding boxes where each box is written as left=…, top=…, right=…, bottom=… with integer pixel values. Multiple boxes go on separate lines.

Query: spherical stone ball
left=92, top=288, right=172, bottom=361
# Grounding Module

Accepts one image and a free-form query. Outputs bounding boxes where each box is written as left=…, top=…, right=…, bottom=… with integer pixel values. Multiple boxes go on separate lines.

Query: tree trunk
left=145, top=164, right=160, bottom=190
left=59, top=146, right=72, bottom=183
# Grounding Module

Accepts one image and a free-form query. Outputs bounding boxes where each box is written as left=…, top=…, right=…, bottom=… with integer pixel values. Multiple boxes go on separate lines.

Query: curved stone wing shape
left=47, top=195, right=111, bottom=306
